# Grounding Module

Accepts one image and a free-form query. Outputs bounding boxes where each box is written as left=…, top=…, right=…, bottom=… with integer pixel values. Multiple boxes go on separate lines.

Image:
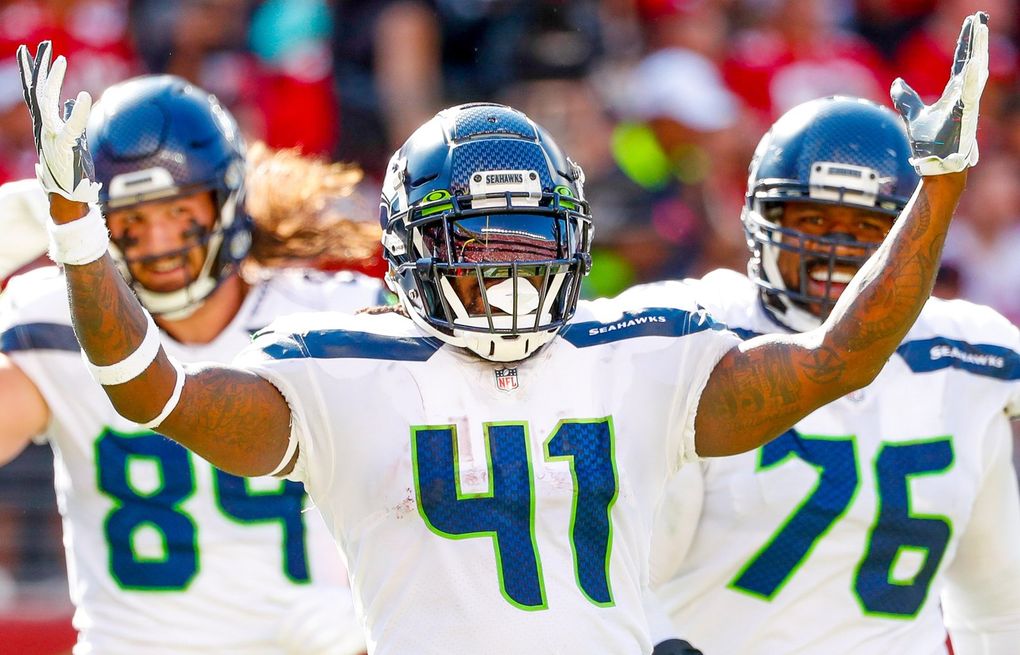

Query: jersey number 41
left=411, top=417, right=617, bottom=611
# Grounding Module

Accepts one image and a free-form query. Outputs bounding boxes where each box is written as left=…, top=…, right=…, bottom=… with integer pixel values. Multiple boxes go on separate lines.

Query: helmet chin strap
left=113, top=227, right=227, bottom=321
left=400, top=274, right=565, bottom=362
left=135, top=276, right=218, bottom=320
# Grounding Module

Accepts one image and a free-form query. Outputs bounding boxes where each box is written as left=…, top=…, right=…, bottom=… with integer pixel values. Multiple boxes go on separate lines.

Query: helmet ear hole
left=764, top=204, right=784, bottom=222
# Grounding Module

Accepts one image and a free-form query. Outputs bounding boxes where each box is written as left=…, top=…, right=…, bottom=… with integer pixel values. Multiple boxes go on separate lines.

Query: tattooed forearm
left=65, top=254, right=149, bottom=362
left=697, top=174, right=966, bottom=457
left=699, top=339, right=844, bottom=455
left=827, top=180, right=951, bottom=358
left=157, top=365, right=293, bottom=475
left=50, top=196, right=292, bottom=476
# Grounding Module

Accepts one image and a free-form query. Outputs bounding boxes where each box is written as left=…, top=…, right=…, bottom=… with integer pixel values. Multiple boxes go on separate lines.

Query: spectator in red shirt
left=895, top=0, right=1016, bottom=103
left=723, top=0, right=891, bottom=120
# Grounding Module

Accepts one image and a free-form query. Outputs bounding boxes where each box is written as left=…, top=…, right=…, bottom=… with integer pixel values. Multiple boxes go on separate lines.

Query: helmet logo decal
left=494, top=366, right=519, bottom=392
left=420, top=189, right=454, bottom=217
left=468, top=169, right=541, bottom=209
left=808, top=161, right=886, bottom=207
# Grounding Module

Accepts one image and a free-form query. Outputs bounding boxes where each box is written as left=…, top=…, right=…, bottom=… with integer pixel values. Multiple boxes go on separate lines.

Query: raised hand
left=16, top=41, right=102, bottom=205
left=890, top=11, right=989, bottom=176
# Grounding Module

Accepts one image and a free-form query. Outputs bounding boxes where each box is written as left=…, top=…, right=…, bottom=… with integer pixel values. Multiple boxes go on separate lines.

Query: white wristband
left=82, top=312, right=161, bottom=386
left=141, top=358, right=187, bottom=430
left=268, top=431, right=299, bottom=477
left=47, top=204, right=109, bottom=265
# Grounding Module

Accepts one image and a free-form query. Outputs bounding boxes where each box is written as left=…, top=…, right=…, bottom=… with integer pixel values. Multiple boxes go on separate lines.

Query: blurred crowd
left=0, top=0, right=1018, bottom=599
left=2, top=0, right=1019, bottom=306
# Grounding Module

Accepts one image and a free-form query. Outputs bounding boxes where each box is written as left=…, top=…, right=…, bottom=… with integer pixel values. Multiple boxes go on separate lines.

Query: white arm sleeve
left=941, top=415, right=1020, bottom=654
left=0, top=179, right=49, bottom=280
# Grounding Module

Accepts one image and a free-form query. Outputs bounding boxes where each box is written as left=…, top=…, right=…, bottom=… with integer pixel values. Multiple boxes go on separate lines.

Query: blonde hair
left=243, top=142, right=382, bottom=269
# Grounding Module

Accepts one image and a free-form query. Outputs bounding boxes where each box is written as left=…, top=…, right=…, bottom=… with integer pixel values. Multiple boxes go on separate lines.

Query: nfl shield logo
left=494, top=367, right=519, bottom=391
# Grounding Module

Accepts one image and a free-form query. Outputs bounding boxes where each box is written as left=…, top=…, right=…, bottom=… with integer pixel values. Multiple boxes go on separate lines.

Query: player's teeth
left=809, top=270, right=854, bottom=284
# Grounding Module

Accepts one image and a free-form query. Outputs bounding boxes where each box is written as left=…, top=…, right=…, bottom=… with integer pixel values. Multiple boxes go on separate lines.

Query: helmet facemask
left=745, top=199, right=881, bottom=331
left=104, top=171, right=252, bottom=320
left=740, top=97, right=921, bottom=332
left=387, top=188, right=593, bottom=362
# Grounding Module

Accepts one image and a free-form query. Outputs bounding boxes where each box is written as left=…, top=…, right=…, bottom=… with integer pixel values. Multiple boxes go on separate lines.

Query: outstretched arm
left=17, top=43, right=292, bottom=477
left=697, top=173, right=962, bottom=455
left=696, top=11, right=989, bottom=456
left=59, top=203, right=291, bottom=476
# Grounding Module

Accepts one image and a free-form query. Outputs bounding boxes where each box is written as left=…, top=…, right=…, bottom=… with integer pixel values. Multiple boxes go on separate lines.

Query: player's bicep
left=0, top=352, right=49, bottom=464
left=155, top=363, right=293, bottom=478
left=695, top=333, right=843, bottom=457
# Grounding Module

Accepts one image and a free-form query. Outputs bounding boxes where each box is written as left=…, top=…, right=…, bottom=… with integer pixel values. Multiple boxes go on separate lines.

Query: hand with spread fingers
left=891, top=11, right=989, bottom=177
left=16, top=40, right=102, bottom=205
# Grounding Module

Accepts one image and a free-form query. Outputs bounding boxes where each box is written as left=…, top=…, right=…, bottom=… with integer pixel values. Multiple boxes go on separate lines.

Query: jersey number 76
left=729, top=429, right=953, bottom=618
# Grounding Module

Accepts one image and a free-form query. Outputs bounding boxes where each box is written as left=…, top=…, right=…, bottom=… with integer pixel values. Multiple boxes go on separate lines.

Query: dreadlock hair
left=243, top=142, right=382, bottom=270
left=356, top=304, right=409, bottom=318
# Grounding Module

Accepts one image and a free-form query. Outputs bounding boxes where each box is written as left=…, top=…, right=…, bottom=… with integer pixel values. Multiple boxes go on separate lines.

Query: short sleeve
left=596, top=281, right=741, bottom=470
left=668, top=320, right=740, bottom=469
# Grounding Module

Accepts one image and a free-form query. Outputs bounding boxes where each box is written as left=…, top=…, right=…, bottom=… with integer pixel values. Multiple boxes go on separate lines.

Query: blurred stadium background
left=0, top=0, right=1017, bottom=652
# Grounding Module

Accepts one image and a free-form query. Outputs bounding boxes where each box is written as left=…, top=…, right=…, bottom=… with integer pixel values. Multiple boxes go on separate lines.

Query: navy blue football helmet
left=380, top=103, right=593, bottom=361
left=743, top=96, right=920, bottom=331
left=88, top=75, right=251, bottom=318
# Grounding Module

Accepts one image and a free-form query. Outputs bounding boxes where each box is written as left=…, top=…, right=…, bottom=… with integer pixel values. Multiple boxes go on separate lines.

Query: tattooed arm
left=695, top=11, right=988, bottom=457
left=50, top=198, right=293, bottom=476
left=695, top=174, right=963, bottom=456
left=16, top=42, right=293, bottom=477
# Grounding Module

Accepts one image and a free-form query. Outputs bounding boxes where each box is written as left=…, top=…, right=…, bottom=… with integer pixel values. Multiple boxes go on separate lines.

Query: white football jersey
left=650, top=269, right=1020, bottom=655
left=236, top=284, right=740, bottom=655
left=0, top=266, right=385, bottom=655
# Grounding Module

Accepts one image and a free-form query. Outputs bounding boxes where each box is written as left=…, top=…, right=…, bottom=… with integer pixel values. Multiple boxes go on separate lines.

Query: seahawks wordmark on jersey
left=650, top=269, right=1020, bottom=655
left=0, top=267, right=384, bottom=655
left=236, top=284, right=740, bottom=655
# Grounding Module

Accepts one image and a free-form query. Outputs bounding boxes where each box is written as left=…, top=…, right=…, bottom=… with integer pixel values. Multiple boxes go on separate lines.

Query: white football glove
left=890, top=11, right=989, bottom=176
left=16, top=41, right=102, bottom=204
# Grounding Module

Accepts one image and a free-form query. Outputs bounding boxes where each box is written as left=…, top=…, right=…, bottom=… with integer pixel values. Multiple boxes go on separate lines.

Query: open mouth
left=806, top=265, right=855, bottom=300
left=146, top=257, right=186, bottom=273
left=134, top=254, right=192, bottom=290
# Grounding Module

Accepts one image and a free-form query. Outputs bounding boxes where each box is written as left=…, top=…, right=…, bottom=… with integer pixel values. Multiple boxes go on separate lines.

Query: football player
left=15, top=11, right=989, bottom=653
left=0, top=75, right=377, bottom=654
left=649, top=24, right=1020, bottom=655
